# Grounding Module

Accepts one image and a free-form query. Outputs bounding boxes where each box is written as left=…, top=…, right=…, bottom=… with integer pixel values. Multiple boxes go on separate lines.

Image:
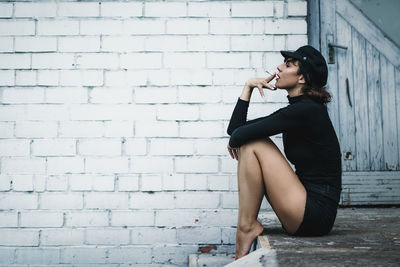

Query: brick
left=135, top=121, right=178, bottom=137
left=58, top=2, right=99, bottom=17
left=45, top=87, right=87, bottom=103
left=253, top=18, right=265, bottom=34
left=177, top=227, right=220, bottom=244
left=41, top=229, right=85, bottom=245
left=162, top=173, right=184, bottom=191
left=47, top=157, right=84, bottom=174
left=274, top=1, right=284, bottom=18
left=118, top=175, right=139, bottom=191
left=178, top=86, right=220, bottom=103
left=144, top=35, right=187, bottom=51
left=0, top=70, right=14, bottom=86
left=188, top=2, right=230, bottom=17
left=208, top=175, right=230, bottom=191
left=180, top=122, right=223, bottom=138
left=0, top=139, right=30, bottom=156
left=0, top=229, right=39, bottom=247
left=201, top=209, right=237, bottom=226
left=0, top=20, right=35, bottom=36
left=185, top=174, right=208, bottom=190
left=1, top=158, right=46, bottom=175
left=81, top=20, right=123, bottom=35
left=135, top=87, right=177, bottom=103
left=156, top=210, right=201, bottom=226
left=59, top=121, right=104, bottom=138
left=89, top=88, right=132, bottom=103
left=120, top=53, right=162, bottom=69
left=86, top=229, right=130, bottom=245
left=10, top=174, right=34, bottom=191
left=15, top=36, right=56, bottom=52
left=274, top=35, right=286, bottom=51
left=153, top=245, right=199, bottom=264
left=0, top=212, right=18, bottom=227
left=40, top=192, right=83, bottom=209
left=76, top=53, right=119, bottom=69
left=0, top=122, right=14, bottom=138
left=130, top=156, right=173, bottom=173
left=111, top=210, right=154, bottom=226
left=105, top=70, right=146, bottom=86
left=130, top=192, right=175, bottom=209
left=0, top=54, right=30, bottom=69
left=105, top=121, right=134, bottom=137
left=70, top=104, right=155, bottom=121
left=0, top=248, right=14, bottom=264
left=215, top=69, right=256, bottom=86
left=207, top=52, right=250, bottom=68
left=0, top=105, right=25, bottom=121
left=287, top=34, right=308, bottom=50
left=145, top=2, right=186, bottom=17
left=78, top=139, right=121, bottom=156
left=37, top=20, right=79, bottom=35
left=123, top=19, right=165, bottom=35
left=176, top=157, right=219, bottom=173
left=288, top=1, right=308, bottom=16
left=65, top=211, right=108, bottom=227
left=85, top=157, right=129, bottom=174
left=0, top=174, right=11, bottom=191
left=15, top=2, right=57, bottom=17
left=61, top=247, right=107, bottom=264
left=221, top=157, right=236, bottom=174
left=47, top=175, right=68, bottom=191
left=146, top=69, right=170, bottom=86
left=125, top=138, right=147, bottom=155
left=210, top=19, right=253, bottom=34
left=150, top=139, right=194, bottom=156
left=60, top=70, right=103, bottom=86
left=200, top=104, right=234, bottom=120
left=171, top=69, right=213, bottom=86
left=2, top=88, right=43, bottom=104
left=265, top=19, right=307, bottom=34
left=196, top=138, right=228, bottom=156
left=0, top=192, right=38, bottom=209
left=222, top=227, right=236, bottom=244
left=157, top=104, right=199, bottom=121
left=141, top=174, right=162, bottom=191
left=107, top=247, right=151, bottom=264
left=37, top=70, right=59, bottom=86
left=131, top=227, right=176, bottom=244
left=85, top=192, right=128, bottom=209
left=164, top=52, right=206, bottom=68
left=20, top=211, right=63, bottom=227
left=175, top=192, right=220, bottom=208
left=231, top=1, right=274, bottom=17
left=231, top=35, right=274, bottom=51
left=15, top=70, right=36, bottom=86
left=101, top=2, right=142, bottom=17
left=32, top=53, right=74, bottom=69
left=102, top=36, right=145, bottom=52
left=188, top=36, right=230, bottom=51
left=167, top=19, right=208, bottom=34
left=59, top=36, right=100, bottom=52
left=69, top=174, right=114, bottom=191
left=24, top=99, right=70, bottom=119
left=0, top=3, right=13, bottom=18
left=15, top=248, right=59, bottom=264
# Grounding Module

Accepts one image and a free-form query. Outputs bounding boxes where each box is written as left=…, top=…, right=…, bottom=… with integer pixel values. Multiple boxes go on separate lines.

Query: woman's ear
left=298, top=74, right=306, bottom=85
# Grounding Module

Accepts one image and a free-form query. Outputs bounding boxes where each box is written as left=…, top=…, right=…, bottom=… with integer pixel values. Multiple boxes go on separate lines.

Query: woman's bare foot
left=235, top=220, right=264, bottom=260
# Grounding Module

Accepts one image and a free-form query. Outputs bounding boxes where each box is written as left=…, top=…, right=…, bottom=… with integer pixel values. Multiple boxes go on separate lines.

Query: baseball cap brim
left=280, top=50, right=303, bottom=61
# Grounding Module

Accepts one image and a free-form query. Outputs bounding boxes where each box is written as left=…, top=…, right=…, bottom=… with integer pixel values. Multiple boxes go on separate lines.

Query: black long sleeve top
left=227, top=94, right=342, bottom=190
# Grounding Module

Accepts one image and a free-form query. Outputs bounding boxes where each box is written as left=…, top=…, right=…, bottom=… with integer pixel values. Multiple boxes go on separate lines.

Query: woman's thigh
left=240, top=138, right=307, bottom=234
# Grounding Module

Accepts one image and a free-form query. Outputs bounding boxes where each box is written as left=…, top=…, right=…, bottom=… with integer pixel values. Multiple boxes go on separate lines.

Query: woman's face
left=275, top=58, right=304, bottom=89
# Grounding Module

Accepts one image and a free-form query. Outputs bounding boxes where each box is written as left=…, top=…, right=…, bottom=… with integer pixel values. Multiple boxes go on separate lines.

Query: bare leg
left=235, top=138, right=307, bottom=260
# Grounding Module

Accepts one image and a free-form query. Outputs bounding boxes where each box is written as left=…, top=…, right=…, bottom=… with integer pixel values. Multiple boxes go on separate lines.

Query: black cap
left=280, top=45, right=328, bottom=89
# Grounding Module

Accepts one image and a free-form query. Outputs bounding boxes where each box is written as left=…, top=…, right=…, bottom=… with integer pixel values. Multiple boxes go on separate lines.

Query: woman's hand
left=245, top=72, right=277, bottom=97
left=227, top=144, right=240, bottom=161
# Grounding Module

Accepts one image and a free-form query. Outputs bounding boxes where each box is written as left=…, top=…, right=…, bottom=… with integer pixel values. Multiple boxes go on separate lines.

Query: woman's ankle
left=237, top=220, right=263, bottom=233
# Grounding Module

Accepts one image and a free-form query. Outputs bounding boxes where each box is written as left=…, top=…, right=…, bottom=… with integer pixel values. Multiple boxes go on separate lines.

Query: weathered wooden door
left=309, top=0, right=400, bottom=204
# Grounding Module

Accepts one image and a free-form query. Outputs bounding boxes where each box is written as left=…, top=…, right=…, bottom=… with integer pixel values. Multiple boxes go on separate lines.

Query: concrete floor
left=190, top=207, right=400, bottom=267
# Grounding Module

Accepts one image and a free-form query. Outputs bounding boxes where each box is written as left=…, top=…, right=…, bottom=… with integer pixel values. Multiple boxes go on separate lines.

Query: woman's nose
left=277, top=64, right=283, bottom=72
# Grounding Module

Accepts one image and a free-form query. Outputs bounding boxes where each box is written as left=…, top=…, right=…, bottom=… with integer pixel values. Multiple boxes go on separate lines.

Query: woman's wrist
left=240, top=84, right=252, bottom=101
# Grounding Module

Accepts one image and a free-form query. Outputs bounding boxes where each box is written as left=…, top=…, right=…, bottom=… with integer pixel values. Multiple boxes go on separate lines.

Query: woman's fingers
left=257, top=85, right=265, bottom=97
left=265, top=72, right=276, bottom=83
left=262, top=81, right=276, bottom=90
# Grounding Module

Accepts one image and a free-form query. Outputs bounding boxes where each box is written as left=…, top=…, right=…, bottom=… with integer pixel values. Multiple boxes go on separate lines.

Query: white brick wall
left=0, top=0, right=307, bottom=265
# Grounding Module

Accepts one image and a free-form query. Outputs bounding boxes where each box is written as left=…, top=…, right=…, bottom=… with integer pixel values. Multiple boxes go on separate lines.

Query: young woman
left=227, top=45, right=342, bottom=260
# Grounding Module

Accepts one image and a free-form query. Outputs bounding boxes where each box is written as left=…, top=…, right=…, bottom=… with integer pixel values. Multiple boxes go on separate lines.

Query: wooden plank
left=351, top=29, right=369, bottom=170
left=336, top=0, right=400, bottom=68
left=396, top=67, right=400, bottom=171
left=307, top=0, right=320, bottom=50
left=320, top=0, right=340, bottom=143
left=336, top=14, right=356, bottom=171
left=380, top=55, right=399, bottom=170
left=366, top=42, right=384, bottom=171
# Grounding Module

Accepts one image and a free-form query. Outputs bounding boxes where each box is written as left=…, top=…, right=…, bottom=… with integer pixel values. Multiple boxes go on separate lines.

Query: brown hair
left=296, top=60, right=332, bottom=105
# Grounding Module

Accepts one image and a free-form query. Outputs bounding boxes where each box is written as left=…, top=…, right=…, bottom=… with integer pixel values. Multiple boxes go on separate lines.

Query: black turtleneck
left=227, top=94, right=342, bottom=189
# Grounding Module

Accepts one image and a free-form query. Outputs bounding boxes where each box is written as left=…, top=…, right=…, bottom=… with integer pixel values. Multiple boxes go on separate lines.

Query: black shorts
left=287, top=183, right=341, bottom=237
